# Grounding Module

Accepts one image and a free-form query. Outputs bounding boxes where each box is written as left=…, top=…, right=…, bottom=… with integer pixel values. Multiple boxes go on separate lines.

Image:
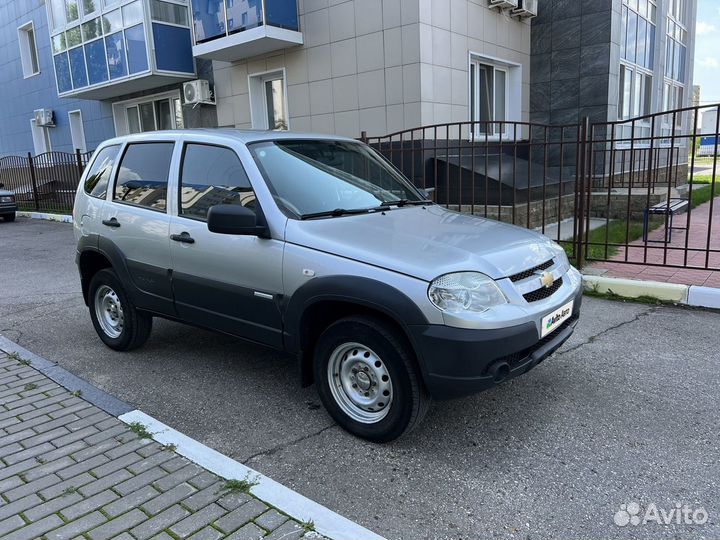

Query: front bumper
left=0, top=202, right=17, bottom=215
left=408, top=285, right=583, bottom=400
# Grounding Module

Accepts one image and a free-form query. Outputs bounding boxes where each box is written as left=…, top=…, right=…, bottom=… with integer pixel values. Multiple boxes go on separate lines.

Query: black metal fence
left=0, top=150, right=91, bottom=215
left=364, top=103, right=720, bottom=271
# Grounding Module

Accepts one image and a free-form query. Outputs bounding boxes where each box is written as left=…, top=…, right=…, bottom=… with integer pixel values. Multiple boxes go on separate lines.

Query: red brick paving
left=587, top=196, right=720, bottom=287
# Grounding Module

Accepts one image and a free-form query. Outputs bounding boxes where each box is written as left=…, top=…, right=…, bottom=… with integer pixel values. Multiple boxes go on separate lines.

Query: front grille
left=523, top=277, right=563, bottom=303
left=485, top=314, right=579, bottom=373
left=508, top=259, right=554, bottom=282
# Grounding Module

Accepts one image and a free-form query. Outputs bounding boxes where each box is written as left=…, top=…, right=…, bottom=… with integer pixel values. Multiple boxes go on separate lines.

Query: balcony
left=48, top=0, right=196, bottom=100
left=191, top=0, right=302, bottom=62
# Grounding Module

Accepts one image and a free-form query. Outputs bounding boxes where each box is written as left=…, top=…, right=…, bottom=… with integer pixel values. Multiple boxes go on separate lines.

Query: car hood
left=285, top=205, right=562, bottom=282
left=0, top=189, right=13, bottom=196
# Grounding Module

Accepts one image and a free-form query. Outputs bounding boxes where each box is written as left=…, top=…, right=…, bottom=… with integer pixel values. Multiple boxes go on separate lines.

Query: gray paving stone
left=45, top=510, right=106, bottom=540
left=0, top=457, right=39, bottom=481
left=86, top=508, right=147, bottom=540
left=19, top=426, right=72, bottom=449
left=142, top=482, right=196, bottom=515
left=148, top=533, right=174, bottom=540
left=215, top=499, right=268, bottom=534
left=217, top=492, right=252, bottom=512
left=264, top=520, right=305, bottom=540
left=105, top=438, right=151, bottom=460
left=0, top=475, right=25, bottom=493
left=153, top=463, right=203, bottom=492
left=23, top=455, right=76, bottom=481
left=23, top=491, right=83, bottom=521
left=160, top=456, right=191, bottom=473
left=0, top=494, right=43, bottom=520
left=61, top=489, right=119, bottom=521
left=254, top=509, right=288, bottom=532
left=71, top=438, right=119, bottom=461
left=187, top=471, right=220, bottom=490
left=114, top=466, right=167, bottom=496
left=66, top=411, right=109, bottom=431
left=3, top=441, right=54, bottom=464
left=127, top=450, right=174, bottom=475
left=3, top=514, right=64, bottom=540
left=84, top=425, right=126, bottom=445
left=39, top=472, right=95, bottom=500
left=187, top=526, right=223, bottom=540
left=0, top=514, right=25, bottom=537
left=102, top=485, right=160, bottom=518
left=169, top=503, right=226, bottom=538
left=0, top=442, right=23, bottom=458
left=78, top=469, right=133, bottom=497
left=181, top=481, right=225, bottom=512
left=4, top=413, right=53, bottom=433
left=4, top=472, right=60, bottom=501
left=38, top=440, right=89, bottom=463
left=225, top=522, right=266, bottom=540
left=111, top=534, right=136, bottom=540
left=130, top=504, right=190, bottom=540
left=52, top=425, right=100, bottom=447
left=137, top=442, right=162, bottom=458
left=57, top=453, right=110, bottom=480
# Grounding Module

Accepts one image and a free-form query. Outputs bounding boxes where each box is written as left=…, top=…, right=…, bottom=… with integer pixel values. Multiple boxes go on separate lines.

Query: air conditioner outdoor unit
left=183, top=79, right=214, bottom=105
left=512, top=0, right=538, bottom=18
left=34, top=108, right=55, bottom=127
left=489, top=0, right=519, bottom=10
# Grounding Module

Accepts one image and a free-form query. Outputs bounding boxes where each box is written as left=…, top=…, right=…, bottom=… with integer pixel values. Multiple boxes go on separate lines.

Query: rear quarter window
left=83, top=145, right=120, bottom=199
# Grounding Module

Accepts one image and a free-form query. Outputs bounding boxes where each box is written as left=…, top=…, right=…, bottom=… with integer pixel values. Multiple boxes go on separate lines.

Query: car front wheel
left=314, top=316, right=430, bottom=442
left=88, top=268, right=152, bottom=351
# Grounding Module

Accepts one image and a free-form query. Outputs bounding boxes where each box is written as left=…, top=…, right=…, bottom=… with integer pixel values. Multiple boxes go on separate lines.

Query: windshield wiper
left=379, top=199, right=433, bottom=207
left=300, top=206, right=391, bottom=220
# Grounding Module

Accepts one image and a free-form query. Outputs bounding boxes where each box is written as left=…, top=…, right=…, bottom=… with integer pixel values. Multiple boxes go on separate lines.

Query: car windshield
left=248, top=140, right=426, bottom=218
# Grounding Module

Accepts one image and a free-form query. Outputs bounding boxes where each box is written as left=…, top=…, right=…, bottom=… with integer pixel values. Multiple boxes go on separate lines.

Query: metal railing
left=0, top=150, right=91, bottom=215
left=363, top=103, right=720, bottom=271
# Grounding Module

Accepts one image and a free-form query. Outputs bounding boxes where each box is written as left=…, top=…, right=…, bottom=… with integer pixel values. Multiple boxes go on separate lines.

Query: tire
left=314, top=316, right=430, bottom=442
left=88, top=268, right=152, bottom=351
left=3, top=213, right=15, bottom=222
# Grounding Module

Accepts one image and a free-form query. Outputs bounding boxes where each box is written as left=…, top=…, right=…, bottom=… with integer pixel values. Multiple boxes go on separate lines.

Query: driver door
left=168, top=142, right=284, bottom=347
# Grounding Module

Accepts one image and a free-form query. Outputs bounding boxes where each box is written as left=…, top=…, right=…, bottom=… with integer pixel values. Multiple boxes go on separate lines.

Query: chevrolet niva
left=74, top=130, right=582, bottom=442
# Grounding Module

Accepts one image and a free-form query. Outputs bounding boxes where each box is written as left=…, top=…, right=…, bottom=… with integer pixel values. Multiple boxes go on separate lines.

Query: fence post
left=360, top=131, right=368, bottom=144
left=27, top=152, right=40, bottom=211
left=75, top=148, right=84, bottom=176
left=574, top=117, right=591, bottom=269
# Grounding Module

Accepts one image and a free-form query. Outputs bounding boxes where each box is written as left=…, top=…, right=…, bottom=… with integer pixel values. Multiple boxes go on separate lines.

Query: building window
left=470, top=55, right=520, bottom=138
left=249, top=70, right=288, bottom=130
left=18, top=22, right=40, bottom=78
left=30, top=119, right=52, bottom=155
left=620, top=0, right=656, bottom=70
left=112, top=91, right=184, bottom=135
left=68, top=110, right=87, bottom=152
left=619, top=64, right=653, bottom=120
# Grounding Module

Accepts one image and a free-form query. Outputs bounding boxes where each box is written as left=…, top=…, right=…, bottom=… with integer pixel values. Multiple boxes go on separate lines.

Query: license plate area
left=541, top=300, right=574, bottom=338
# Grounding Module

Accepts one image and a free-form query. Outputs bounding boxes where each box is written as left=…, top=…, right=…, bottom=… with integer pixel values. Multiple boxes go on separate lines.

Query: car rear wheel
left=88, top=268, right=152, bottom=351
left=314, top=316, right=430, bottom=442
left=3, top=213, right=15, bottom=222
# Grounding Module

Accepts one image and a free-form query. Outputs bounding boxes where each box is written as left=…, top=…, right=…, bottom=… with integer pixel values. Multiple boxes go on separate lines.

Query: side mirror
left=207, top=204, right=269, bottom=237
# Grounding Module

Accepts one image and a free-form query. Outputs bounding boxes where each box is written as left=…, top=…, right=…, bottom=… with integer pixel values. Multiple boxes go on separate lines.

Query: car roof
left=98, top=129, right=361, bottom=148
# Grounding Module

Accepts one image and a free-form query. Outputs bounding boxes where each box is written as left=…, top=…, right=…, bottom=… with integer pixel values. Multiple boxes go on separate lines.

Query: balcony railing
left=191, top=0, right=302, bottom=61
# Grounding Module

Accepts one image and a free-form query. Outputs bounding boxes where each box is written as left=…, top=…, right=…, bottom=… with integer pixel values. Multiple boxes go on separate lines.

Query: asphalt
left=1, top=217, right=719, bottom=540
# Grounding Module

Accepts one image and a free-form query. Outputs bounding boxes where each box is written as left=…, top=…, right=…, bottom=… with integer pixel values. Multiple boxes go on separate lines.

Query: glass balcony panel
left=105, top=31, right=127, bottom=79
left=82, top=0, right=98, bottom=15
left=125, top=23, right=149, bottom=74
left=66, top=0, right=80, bottom=22
left=54, top=52, right=72, bottom=92
left=191, top=0, right=226, bottom=42
left=49, top=0, right=66, bottom=30
left=52, top=33, right=67, bottom=53
left=85, top=39, right=109, bottom=84
left=226, top=0, right=262, bottom=34
left=102, top=9, right=122, bottom=33
left=82, top=18, right=102, bottom=41
left=69, top=46, right=88, bottom=87
left=265, top=0, right=298, bottom=31
left=151, top=0, right=189, bottom=26
left=122, top=1, right=144, bottom=27
left=152, top=23, right=195, bottom=72
left=66, top=25, right=82, bottom=47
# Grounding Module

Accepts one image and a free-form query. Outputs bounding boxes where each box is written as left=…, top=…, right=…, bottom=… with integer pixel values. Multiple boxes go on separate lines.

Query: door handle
left=102, top=218, right=120, bottom=228
left=170, top=232, right=195, bottom=244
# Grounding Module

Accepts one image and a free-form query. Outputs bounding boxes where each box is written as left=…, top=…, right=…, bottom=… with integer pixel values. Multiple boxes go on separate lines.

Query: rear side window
left=179, top=143, right=256, bottom=221
left=84, top=145, right=120, bottom=199
left=114, top=142, right=174, bottom=212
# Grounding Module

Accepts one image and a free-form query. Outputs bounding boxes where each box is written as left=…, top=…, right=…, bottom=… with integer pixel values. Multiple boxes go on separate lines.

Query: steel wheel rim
left=327, top=342, right=393, bottom=424
left=94, top=285, right=124, bottom=339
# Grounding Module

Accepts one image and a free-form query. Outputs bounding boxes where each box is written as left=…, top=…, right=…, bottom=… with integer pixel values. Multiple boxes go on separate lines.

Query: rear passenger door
left=76, top=144, right=120, bottom=238
left=168, top=142, right=284, bottom=347
left=100, top=141, right=176, bottom=316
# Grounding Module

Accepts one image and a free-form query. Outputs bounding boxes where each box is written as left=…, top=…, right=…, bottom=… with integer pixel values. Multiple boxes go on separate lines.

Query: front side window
left=249, top=140, right=424, bottom=218
left=180, top=144, right=256, bottom=221
left=84, top=145, right=120, bottom=198
left=114, top=143, right=174, bottom=211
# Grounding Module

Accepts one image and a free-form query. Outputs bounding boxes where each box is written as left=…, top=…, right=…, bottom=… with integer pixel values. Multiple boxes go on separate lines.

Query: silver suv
left=74, top=130, right=582, bottom=442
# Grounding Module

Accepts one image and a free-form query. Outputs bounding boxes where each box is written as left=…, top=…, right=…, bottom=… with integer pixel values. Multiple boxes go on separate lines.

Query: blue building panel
left=68, top=47, right=88, bottom=88
left=152, top=23, right=194, bottom=73
left=125, top=23, right=149, bottom=74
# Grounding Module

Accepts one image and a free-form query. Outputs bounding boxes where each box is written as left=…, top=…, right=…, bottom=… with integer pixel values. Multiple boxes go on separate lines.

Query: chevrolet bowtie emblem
left=538, top=271, right=554, bottom=288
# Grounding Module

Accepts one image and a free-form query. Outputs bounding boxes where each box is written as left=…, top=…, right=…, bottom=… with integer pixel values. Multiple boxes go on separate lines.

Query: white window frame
left=30, top=119, right=52, bottom=155
left=248, top=68, right=290, bottom=130
left=111, top=89, right=183, bottom=135
left=468, top=53, right=522, bottom=141
left=68, top=110, right=87, bottom=152
left=618, top=62, right=653, bottom=121
left=17, top=21, right=40, bottom=78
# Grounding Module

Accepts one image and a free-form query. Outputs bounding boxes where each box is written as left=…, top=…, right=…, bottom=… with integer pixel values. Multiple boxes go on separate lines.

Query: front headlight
left=428, top=272, right=507, bottom=314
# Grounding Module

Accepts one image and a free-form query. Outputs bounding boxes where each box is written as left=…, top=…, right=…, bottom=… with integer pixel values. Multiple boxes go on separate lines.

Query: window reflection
left=114, top=143, right=174, bottom=211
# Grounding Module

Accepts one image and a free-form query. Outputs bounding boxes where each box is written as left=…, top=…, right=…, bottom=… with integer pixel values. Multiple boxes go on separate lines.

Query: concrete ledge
left=582, top=275, right=689, bottom=303
left=17, top=211, right=73, bottom=223
left=687, top=286, right=720, bottom=309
